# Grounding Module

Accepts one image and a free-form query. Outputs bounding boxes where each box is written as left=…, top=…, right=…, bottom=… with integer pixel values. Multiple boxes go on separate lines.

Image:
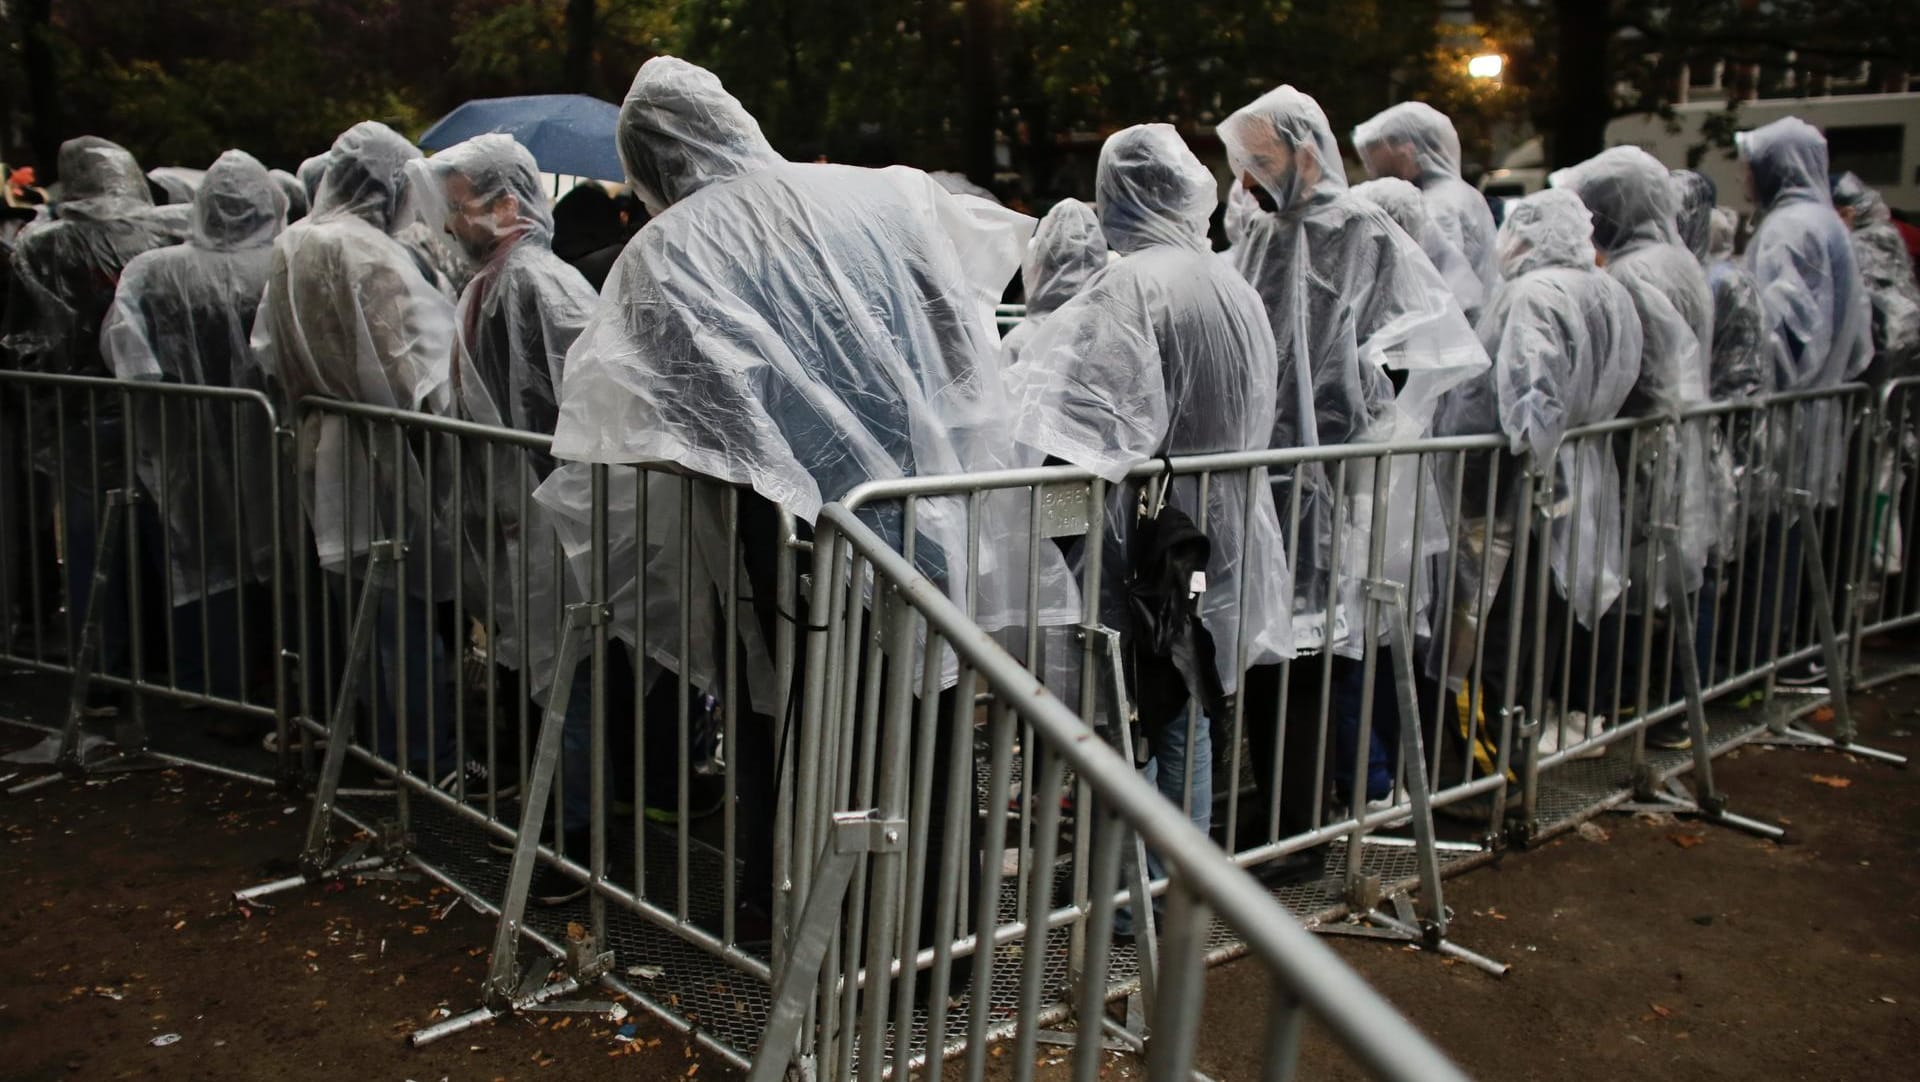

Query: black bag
left=1125, top=479, right=1228, bottom=736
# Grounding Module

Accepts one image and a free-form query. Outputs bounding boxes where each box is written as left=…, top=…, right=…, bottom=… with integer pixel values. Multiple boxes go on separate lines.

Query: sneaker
left=438, top=758, right=520, bottom=800
left=1645, top=720, right=1693, bottom=750
left=260, top=730, right=328, bottom=754
left=528, top=861, right=588, bottom=907
left=1250, top=847, right=1326, bottom=889
left=1775, top=660, right=1827, bottom=688
left=1539, top=711, right=1610, bottom=761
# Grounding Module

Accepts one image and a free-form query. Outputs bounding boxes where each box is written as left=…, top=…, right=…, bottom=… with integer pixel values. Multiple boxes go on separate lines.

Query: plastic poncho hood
left=1737, top=116, right=1830, bottom=210
left=1548, top=146, right=1681, bottom=256
left=1096, top=123, right=1213, bottom=254
left=1495, top=187, right=1597, bottom=277
left=1833, top=170, right=1920, bottom=379
left=1671, top=169, right=1716, bottom=261
left=616, top=56, right=784, bottom=214
left=53, top=136, right=153, bottom=223
left=310, top=121, right=422, bottom=232
left=1021, top=198, right=1107, bottom=315
left=1009, top=123, right=1293, bottom=685
left=1219, top=86, right=1346, bottom=215
left=1352, top=176, right=1481, bottom=309
left=191, top=150, right=287, bottom=252
left=409, top=133, right=555, bottom=262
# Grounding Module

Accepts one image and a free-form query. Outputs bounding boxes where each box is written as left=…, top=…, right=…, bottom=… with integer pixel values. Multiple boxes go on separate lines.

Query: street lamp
left=1468, top=53, right=1504, bottom=79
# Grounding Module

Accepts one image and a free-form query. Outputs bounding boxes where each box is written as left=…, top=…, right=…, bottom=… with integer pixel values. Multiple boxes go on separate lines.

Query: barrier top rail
left=815, top=500, right=1472, bottom=1082
left=1, top=368, right=280, bottom=415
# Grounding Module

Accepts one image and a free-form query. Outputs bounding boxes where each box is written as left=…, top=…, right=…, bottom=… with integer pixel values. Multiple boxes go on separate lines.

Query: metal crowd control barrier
left=1848, top=376, right=1920, bottom=695
left=750, top=502, right=1469, bottom=1082
left=1, top=370, right=291, bottom=791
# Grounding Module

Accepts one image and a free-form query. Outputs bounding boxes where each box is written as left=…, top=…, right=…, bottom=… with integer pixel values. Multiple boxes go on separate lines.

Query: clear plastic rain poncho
left=1551, top=146, right=1716, bottom=601
left=296, top=153, right=331, bottom=204
left=1000, top=197, right=1107, bottom=373
left=409, top=133, right=599, bottom=695
left=147, top=167, right=205, bottom=205
left=1352, top=101, right=1500, bottom=318
left=1437, top=188, right=1642, bottom=624
left=101, top=150, right=285, bottom=605
left=1738, top=118, right=1872, bottom=507
left=3, top=137, right=180, bottom=379
left=1222, top=86, right=1488, bottom=654
left=1352, top=176, right=1484, bottom=318
left=1008, top=124, right=1293, bottom=689
left=272, top=169, right=310, bottom=223
left=250, top=121, right=457, bottom=594
left=1832, top=171, right=1920, bottom=378
left=539, top=57, right=1079, bottom=707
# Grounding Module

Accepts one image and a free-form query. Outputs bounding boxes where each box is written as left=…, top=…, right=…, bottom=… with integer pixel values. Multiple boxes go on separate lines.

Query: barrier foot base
left=231, top=827, right=414, bottom=907
left=1622, top=779, right=1788, bottom=841
left=5, top=733, right=169, bottom=795
left=1035, top=1012, right=1147, bottom=1054
left=414, top=937, right=617, bottom=1048
left=1314, top=895, right=1510, bottom=978
left=1756, top=725, right=1907, bottom=767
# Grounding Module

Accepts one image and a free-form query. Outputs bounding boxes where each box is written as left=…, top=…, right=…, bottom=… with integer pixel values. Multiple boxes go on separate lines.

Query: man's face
left=1361, top=140, right=1417, bottom=182
left=442, top=172, right=516, bottom=259
left=1234, top=127, right=1296, bottom=214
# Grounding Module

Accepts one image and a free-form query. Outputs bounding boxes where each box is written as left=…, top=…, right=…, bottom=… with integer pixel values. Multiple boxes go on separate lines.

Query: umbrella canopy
left=419, top=94, right=624, bottom=182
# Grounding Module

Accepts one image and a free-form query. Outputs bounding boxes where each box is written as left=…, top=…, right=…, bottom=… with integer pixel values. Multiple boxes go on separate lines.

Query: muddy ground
left=0, top=678, right=1914, bottom=1081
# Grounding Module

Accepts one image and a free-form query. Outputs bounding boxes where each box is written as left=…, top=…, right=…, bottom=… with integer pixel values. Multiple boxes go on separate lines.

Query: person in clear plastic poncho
left=1832, top=171, right=1920, bottom=380
left=1220, top=85, right=1486, bottom=866
left=999, top=197, right=1107, bottom=373
left=1008, top=125, right=1293, bottom=868
left=251, top=120, right=460, bottom=777
left=101, top=150, right=285, bottom=698
left=540, top=56, right=1076, bottom=935
left=1352, top=176, right=1483, bottom=317
left=1433, top=188, right=1642, bottom=767
left=410, top=133, right=605, bottom=866
left=2, top=136, right=181, bottom=700
left=1550, top=146, right=1717, bottom=608
left=1352, top=101, right=1500, bottom=320
left=1738, top=118, right=1872, bottom=506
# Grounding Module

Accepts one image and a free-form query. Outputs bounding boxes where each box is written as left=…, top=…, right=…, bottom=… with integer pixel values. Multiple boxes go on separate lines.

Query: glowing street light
left=1468, top=53, right=1504, bottom=79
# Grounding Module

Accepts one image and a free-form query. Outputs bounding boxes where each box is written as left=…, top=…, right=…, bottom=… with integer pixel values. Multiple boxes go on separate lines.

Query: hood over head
left=53, top=136, right=153, bottom=222
left=1736, top=116, right=1831, bottom=211
left=616, top=56, right=783, bottom=215
left=271, top=169, right=310, bottom=222
left=1671, top=168, right=1716, bottom=262
left=408, top=133, right=553, bottom=262
left=190, top=150, right=286, bottom=252
left=1496, top=188, right=1598, bottom=279
left=1831, top=170, right=1893, bottom=228
left=1548, top=145, right=1680, bottom=256
left=1095, top=123, right=1215, bottom=255
left=1020, top=197, right=1107, bottom=315
left=1707, top=206, right=1740, bottom=263
left=1219, top=85, right=1346, bottom=215
left=310, top=121, right=423, bottom=232
left=1351, top=101, right=1465, bottom=185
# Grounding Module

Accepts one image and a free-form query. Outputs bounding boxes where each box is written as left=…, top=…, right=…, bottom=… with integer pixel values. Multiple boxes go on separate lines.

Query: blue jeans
left=1332, top=654, right=1397, bottom=802
left=1117, top=708, right=1212, bottom=935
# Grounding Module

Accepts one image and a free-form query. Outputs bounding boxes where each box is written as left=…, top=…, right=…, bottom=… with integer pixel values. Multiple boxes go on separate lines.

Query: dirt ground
left=0, top=679, right=1914, bottom=1081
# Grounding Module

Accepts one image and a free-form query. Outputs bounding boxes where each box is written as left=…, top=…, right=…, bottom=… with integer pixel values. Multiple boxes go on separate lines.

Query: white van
left=1480, top=92, right=1920, bottom=212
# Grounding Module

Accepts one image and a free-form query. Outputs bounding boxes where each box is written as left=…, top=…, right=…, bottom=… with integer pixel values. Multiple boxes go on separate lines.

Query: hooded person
left=1220, top=85, right=1487, bottom=657
left=549, top=182, right=626, bottom=291
left=296, top=152, right=331, bottom=207
left=250, top=120, right=469, bottom=786
left=2, top=136, right=182, bottom=707
left=537, top=56, right=1077, bottom=946
left=1738, top=119, right=1872, bottom=503
left=1736, top=119, right=1873, bottom=686
left=1220, top=86, right=1486, bottom=871
left=999, top=197, right=1107, bottom=374
left=100, top=150, right=286, bottom=703
left=1351, top=176, right=1483, bottom=316
left=409, top=134, right=606, bottom=893
left=1832, top=171, right=1920, bottom=380
left=1550, top=146, right=1717, bottom=617
left=1006, top=124, right=1294, bottom=866
left=1433, top=188, right=1643, bottom=766
left=1352, top=101, right=1500, bottom=319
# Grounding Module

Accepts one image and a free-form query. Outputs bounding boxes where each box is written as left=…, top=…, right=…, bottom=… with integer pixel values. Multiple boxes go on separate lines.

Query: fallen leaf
left=1809, top=706, right=1836, bottom=725
left=1808, top=774, right=1852, bottom=789
left=1667, top=833, right=1705, bottom=849
left=1649, top=1003, right=1673, bottom=1019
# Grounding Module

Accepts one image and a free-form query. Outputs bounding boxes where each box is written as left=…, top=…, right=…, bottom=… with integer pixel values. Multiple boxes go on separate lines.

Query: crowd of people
left=4, top=55, right=1920, bottom=926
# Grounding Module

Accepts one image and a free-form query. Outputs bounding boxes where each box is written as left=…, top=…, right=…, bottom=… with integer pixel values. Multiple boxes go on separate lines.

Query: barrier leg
left=413, top=603, right=618, bottom=1045
left=1757, top=498, right=1907, bottom=766
left=1313, top=581, right=1508, bottom=978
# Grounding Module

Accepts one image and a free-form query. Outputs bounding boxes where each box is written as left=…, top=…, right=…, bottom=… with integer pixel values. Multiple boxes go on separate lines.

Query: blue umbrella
left=419, top=94, right=624, bottom=182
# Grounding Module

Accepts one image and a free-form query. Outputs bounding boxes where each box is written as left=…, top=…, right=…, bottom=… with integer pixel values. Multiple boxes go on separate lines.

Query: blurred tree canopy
left=5, top=0, right=1907, bottom=198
